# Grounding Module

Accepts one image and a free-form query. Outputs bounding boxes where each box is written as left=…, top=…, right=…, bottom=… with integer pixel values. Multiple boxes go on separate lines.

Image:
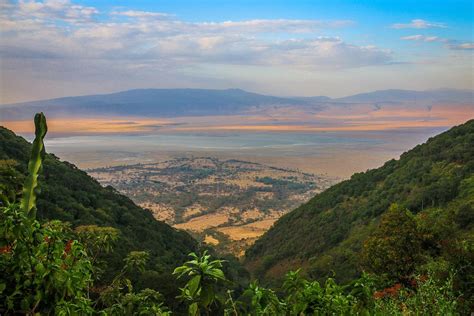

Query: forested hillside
left=245, top=119, right=474, bottom=283
left=0, top=126, right=197, bottom=299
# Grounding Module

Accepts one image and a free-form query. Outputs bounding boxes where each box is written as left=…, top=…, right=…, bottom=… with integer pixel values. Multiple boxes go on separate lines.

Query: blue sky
left=56, top=0, right=474, bottom=40
left=0, top=0, right=472, bottom=103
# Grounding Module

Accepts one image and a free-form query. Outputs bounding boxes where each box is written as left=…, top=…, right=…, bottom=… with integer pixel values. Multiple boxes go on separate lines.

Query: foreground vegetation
left=0, top=123, right=198, bottom=305
left=1, top=114, right=472, bottom=314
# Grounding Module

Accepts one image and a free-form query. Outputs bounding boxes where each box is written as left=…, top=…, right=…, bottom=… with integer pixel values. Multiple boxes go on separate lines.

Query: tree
left=361, top=204, right=423, bottom=281
left=99, top=251, right=171, bottom=315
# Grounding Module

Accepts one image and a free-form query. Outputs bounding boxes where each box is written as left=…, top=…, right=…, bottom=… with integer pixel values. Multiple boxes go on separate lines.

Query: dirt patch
left=216, top=226, right=264, bottom=241
left=245, top=218, right=277, bottom=230
left=204, top=234, right=219, bottom=245
left=182, top=204, right=204, bottom=220
left=173, top=213, right=229, bottom=231
left=139, top=202, right=174, bottom=222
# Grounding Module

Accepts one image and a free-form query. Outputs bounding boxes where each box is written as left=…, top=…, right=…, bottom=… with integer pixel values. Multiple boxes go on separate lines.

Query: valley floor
left=88, top=156, right=337, bottom=256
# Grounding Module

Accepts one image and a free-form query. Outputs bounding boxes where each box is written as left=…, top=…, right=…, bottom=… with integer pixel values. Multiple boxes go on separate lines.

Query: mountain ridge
left=1, top=88, right=472, bottom=120
left=0, top=88, right=307, bottom=120
left=334, top=88, right=474, bottom=103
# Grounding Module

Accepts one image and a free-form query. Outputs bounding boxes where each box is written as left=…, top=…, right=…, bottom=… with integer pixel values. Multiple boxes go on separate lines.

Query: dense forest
left=1, top=114, right=472, bottom=314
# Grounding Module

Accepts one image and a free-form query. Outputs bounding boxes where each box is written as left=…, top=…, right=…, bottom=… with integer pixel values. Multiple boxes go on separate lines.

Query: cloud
left=16, top=0, right=98, bottom=23
left=111, top=10, right=171, bottom=19
left=401, top=35, right=441, bottom=42
left=448, top=42, right=474, bottom=50
left=0, top=1, right=387, bottom=69
left=391, top=19, right=446, bottom=29
left=262, top=38, right=391, bottom=68
left=195, top=19, right=354, bottom=34
left=400, top=35, right=474, bottom=51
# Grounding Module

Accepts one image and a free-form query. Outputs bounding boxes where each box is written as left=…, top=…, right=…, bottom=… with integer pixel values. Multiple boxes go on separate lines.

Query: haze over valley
left=2, top=88, right=471, bottom=257
left=2, top=88, right=472, bottom=132
left=3, top=87, right=471, bottom=179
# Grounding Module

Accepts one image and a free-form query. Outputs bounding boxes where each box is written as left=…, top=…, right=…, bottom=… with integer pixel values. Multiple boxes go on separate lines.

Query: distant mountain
left=1, top=88, right=472, bottom=120
left=334, top=88, right=474, bottom=104
left=293, top=96, right=332, bottom=103
left=0, top=88, right=307, bottom=120
left=245, top=119, right=474, bottom=282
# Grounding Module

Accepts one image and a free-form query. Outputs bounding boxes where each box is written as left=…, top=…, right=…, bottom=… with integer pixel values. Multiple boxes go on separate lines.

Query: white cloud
left=391, top=19, right=446, bottom=29
left=400, top=34, right=474, bottom=51
left=0, top=1, right=387, bottom=69
left=195, top=19, right=354, bottom=34
left=401, top=35, right=442, bottom=42
left=16, top=0, right=98, bottom=23
left=111, top=10, right=170, bottom=19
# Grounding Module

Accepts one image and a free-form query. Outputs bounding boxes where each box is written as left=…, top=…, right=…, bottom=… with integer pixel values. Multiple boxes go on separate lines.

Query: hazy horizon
left=2, top=86, right=474, bottom=106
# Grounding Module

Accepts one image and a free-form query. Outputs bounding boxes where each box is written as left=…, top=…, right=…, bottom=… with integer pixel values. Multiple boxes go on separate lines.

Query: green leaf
left=173, top=265, right=189, bottom=277
left=207, top=268, right=225, bottom=281
left=0, top=283, right=5, bottom=294
left=35, top=262, right=46, bottom=279
left=188, top=302, right=199, bottom=316
left=200, top=286, right=214, bottom=307
left=187, top=275, right=201, bottom=297
left=20, top=297, right=31, bottom=311
left=20, top=112, right=47, bottom=220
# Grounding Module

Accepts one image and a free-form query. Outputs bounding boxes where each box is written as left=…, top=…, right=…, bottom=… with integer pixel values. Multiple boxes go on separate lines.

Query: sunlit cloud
left=391, top=19, right=446, bottom=29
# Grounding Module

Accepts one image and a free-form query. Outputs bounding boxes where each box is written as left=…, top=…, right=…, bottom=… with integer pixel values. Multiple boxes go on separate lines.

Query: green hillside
left=245, top=119, right=474, bottom=282
left=0, top=126, right=197, bottom=298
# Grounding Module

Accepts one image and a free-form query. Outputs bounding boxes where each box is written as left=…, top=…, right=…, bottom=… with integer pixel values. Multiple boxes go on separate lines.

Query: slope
left=0, top=126, right=197, bottom=297
left=245, top=119, right=474, bottom=282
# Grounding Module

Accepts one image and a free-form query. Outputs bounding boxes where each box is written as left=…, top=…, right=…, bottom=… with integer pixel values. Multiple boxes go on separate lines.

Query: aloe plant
left=20, top=112, right=47, bottom=219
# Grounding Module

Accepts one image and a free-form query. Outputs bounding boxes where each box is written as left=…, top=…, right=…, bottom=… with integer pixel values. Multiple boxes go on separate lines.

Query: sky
left=0, top=0, right=473, bottom=103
